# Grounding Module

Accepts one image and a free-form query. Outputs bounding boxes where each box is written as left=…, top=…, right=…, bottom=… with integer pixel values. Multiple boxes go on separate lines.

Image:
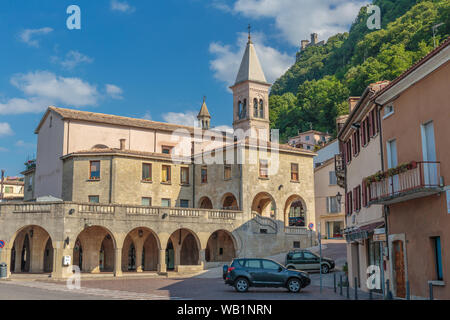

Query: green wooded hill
left=270, top=0, right=449, bottom=142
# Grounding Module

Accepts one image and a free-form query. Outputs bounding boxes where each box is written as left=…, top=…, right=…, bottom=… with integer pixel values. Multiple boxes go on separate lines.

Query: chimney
left=348, top=97, right=361, bottom=114
left=336, top=115, right=349, bottom=136
left=119, top=139, right=126, bottom=150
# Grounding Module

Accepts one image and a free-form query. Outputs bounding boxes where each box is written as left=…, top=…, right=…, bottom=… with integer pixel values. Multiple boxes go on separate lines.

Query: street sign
left=308, top=223, right=314, bottom=230
left=374, top=228, right=385, bottom=235
left=373, top=234, right=386, bottom=242
left=0, top=240, right=4, bottom=249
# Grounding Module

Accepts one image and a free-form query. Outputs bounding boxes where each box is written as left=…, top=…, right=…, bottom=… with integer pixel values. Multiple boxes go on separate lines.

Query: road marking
left=7, top=281, right=186, bottom=300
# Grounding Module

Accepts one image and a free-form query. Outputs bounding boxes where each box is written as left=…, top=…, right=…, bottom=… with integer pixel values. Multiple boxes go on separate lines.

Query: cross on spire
left=248, top=24, right=252, bottom=43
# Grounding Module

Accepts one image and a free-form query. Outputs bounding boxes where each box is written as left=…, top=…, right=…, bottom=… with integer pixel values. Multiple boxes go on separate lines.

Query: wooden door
left=393, top=240, right=406, bottom=298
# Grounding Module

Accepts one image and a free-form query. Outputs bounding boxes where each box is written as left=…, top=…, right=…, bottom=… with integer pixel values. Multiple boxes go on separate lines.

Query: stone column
left=14, top=234, right=25, bottom=273
left=157, top=249, right=167, bottom=273
left=198, top=249, right=206, bottom=268
left=174, top=243, right=181, bottom=272
left=51, top=241, right=73, bottom=279
left=114, top=248, right=122, bottom=277
left=134, top=236, right=144, bottom=273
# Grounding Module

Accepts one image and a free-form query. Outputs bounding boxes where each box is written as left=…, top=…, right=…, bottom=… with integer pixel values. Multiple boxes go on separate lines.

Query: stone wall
left=0, top=202, right=315, bottom=279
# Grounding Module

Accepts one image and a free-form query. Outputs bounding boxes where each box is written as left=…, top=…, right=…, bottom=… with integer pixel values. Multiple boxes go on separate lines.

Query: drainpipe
left=192, top=162, right=196, bottom=208
left=109, top=156, right=114, bottom=204
left=0, top=169, right=4, bottom=201
left=239, top=163, right=243, bottom=211
left=192, top=141, right=196, bottom=208
left=376, top=101, right=390, bottom=293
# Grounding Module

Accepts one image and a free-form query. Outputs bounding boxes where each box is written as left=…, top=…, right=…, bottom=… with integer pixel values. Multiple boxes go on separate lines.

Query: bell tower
left=230, top=26, right=271, bottom=139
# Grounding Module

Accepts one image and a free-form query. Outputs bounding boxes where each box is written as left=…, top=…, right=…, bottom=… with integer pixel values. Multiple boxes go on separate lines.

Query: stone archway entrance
left=167, top=229, right=201, bottom=271
left=122, top=228, right=160, bottom=272
left=205, top=230, right=236, bottom=262
left=222, top=193, right=238, bottom=210
left=10, top=225, right=53, bottom=274
left=284, top=195, right=307, bottom=227
left=251, top=192, right=276, bottom=219
left=199, top=197, right=213, bottom=209
left=73, top=226, right=116, bottom=273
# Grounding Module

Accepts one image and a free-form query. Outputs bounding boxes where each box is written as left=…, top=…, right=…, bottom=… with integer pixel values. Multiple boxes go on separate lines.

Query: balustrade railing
left=368, top=161, right=441, bottom=202
left=2, top=201, right=243, bottom=222
left=78, top=204, right=115, bottom=214
left=13, top=203, right=52, bottom=213
left=284, top=226, right=309, bottom=235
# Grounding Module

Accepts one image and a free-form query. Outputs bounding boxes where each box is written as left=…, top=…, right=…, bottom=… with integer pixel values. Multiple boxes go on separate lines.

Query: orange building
left=369, top=38, right=450, bottom=299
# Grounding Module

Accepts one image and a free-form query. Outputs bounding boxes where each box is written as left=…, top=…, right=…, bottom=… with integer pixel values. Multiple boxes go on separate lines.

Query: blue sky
left=0, top=0, right=368, bottom=176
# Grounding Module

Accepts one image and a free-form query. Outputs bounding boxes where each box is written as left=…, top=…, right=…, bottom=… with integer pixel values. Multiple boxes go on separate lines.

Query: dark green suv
left=223, top=258, right=311, bottom=293
left=285, top=250, right=335, bottom=274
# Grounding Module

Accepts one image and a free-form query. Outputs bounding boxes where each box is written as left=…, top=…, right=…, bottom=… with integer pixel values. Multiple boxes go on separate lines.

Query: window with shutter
left=326, top=197, right=330, bottom=213
left=362, top=181, right=367, bottom=207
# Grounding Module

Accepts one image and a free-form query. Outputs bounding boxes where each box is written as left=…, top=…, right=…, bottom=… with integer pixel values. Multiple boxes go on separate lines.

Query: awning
left=344, top=221, right=385, bottom=242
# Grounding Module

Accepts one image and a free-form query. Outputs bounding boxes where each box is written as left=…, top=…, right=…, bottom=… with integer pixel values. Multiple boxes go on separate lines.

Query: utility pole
left=432, top=23, right=444, bottom=48
left=0, top=169, right=5, bottom=202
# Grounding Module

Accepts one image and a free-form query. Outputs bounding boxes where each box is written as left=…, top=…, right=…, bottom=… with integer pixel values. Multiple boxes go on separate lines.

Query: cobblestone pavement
left=0, top=240, right=358, bottom=300
left=1, top=278, right=349, bottom=300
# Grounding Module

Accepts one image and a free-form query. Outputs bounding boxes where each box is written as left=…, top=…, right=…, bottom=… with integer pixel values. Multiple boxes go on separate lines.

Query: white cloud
left=0, top=71, right=101, bottom=114
left=214, top=0, right=368, bottom=46
left=209, top=32, right=294, bottom=87
left=162, top=111, right=199, bottom=127
left=15, top=140, right=36, bottom=149
left=110, top=0, right=136, bottom=13
left=0, top=123, right=13, bottom=137
left=105, top=84, right=124, bottom=100
left=11, top=71, right=99, bottom=106
left=142, top=111, right=152, bottom=120
left=19, top=27, right=53, bottom=47
left=211, top=125, right=234, bottom=133
left=52, top=51, right=94, bottom=70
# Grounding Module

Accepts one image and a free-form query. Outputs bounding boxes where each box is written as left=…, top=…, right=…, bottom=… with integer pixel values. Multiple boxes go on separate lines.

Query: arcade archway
left=73, top=226, right=116, bottom=273
left=10, top=225, right=53, bottom=274
left=205, top=230, right=236, bottom=262
left=122, top=228, right=160, bottom=272
left=251, top=192, right=277, bottom=219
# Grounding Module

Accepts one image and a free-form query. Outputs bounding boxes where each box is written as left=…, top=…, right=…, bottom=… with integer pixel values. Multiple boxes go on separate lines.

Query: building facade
left=369, top=38, right=450, bottom=299
left=288, top=130, right=332, bottom=151
left=0, top=34, right=317, bottom=279
left=314, top=156, right=345, bottom=239
left=0, top=177, right=24, bottom=202
left=338, top=82, right=390, bottom=293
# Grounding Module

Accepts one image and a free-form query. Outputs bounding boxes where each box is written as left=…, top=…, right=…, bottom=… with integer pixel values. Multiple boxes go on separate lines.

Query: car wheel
left=287, top=278, right=301, bottom=293
left=234, top=278, right=249, bottom=293
left=321, top=264, right=330, bottom=274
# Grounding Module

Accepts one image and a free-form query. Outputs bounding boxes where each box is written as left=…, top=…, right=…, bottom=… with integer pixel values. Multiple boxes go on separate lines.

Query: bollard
left=346, top=277, right=350, bottom=299
left=429, top=283, right=433, bottom=300
left=406, top=281, right=410, bottom=300
left=354, top=277, right=358, bottom=300
left=334, top=273, right=336, bottom=293
left=339, top=275, right=343, bottom=296
left=385, top=279, right=393, bottom=300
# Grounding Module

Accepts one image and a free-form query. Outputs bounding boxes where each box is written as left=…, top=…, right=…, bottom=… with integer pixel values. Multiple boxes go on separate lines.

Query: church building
left=0, top=32, right=317, bottom=279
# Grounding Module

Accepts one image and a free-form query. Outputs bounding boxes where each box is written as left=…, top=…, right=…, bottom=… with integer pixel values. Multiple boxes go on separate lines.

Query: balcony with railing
left=367, top=161, right=442, bottom=205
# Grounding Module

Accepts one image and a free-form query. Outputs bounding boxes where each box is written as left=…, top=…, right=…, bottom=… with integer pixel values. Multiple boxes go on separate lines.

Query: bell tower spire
left=230, top=26, right=271, bottom=139
left=197, top=96, right=211, bottom=130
